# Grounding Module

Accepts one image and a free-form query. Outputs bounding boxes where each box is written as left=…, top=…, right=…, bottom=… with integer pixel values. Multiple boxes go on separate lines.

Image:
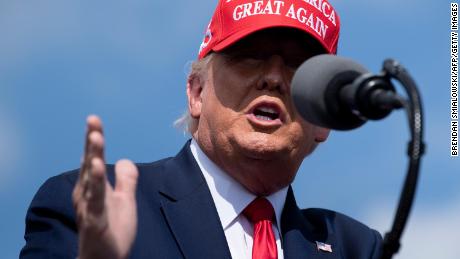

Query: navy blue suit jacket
left=21, top=142, right=382, bottom=258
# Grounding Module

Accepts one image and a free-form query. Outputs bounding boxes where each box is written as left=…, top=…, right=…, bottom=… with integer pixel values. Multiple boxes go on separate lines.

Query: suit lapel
left=157, top=142, right=232, bottom=259
left=282, top=188, right=342, bottom=259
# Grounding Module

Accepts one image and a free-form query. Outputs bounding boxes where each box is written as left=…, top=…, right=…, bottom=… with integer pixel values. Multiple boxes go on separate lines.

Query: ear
left=187, top=75, right=203, bottom=119
left=314, top=127, right=330, bottom=143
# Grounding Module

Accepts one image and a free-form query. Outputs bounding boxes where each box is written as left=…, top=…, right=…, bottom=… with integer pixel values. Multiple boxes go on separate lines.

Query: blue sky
left=1, top=1, right=456, bottom=258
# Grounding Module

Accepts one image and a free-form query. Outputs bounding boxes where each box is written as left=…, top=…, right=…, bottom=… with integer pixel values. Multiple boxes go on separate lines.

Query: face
left=188, top=28, right=330, bottom=195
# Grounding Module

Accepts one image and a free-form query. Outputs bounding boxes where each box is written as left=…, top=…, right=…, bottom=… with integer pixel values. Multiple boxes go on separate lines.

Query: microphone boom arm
left=379, top=59, right=425, bottom=259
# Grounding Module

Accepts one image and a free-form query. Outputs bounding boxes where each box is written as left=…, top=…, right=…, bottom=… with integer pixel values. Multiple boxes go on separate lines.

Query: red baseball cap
left=198, top=0, right=340, bottom=59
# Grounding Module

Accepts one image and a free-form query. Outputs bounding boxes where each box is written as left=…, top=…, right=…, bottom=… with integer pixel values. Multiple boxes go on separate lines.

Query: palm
left=73, top=115, right=139, bottom=259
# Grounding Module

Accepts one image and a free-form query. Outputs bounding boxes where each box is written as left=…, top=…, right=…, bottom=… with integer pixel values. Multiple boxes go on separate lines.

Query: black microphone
left=291, top=54, right=404, bottom=130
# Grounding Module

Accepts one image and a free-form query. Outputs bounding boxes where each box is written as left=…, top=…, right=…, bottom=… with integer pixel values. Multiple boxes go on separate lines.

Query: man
left=21, top=0, right=382, bottom=258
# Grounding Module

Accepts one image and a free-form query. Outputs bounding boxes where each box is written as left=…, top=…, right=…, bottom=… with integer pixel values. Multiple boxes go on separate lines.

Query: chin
left=232, top=131, right=291, bottom=161
left=240, top=164, right=296, bottom=196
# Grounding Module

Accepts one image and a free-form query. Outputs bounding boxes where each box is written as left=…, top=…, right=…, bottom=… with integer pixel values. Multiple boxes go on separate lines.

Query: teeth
left=256, top=115, right=273, bottom=121
left=258, top=107, right=277, bottom=114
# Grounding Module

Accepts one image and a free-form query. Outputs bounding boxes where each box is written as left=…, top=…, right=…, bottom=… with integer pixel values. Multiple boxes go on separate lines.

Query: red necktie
left=243, top=197, right=278, bottom=259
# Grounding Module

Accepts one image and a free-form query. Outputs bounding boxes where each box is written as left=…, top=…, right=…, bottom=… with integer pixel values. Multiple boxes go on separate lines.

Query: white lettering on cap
left=233, top=0, right=284, bottom=20
left=232, top=0, right=334, bottom=40
left=199, top=22, right=213, bottom=54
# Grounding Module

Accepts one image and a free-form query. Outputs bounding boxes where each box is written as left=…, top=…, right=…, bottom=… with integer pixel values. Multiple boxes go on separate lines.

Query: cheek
left=211, top=64, right=260, bottom=109
left=287, top=121, right=318, bottom=153
left=201, top=92, right=241, bottom=133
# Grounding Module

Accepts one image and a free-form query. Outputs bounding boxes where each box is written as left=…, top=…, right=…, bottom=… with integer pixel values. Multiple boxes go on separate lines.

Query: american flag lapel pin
left=316, top=241, right=333, bottom=253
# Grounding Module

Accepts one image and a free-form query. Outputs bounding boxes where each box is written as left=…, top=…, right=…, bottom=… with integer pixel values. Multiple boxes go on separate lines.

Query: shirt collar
left=189, top=139, right=288, bottom=234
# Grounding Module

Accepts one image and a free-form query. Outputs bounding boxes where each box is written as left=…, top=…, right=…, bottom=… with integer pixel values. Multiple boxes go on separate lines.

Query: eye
left=224, top=50, right=266, bottom=67
left=284, top=54, right=311, bottom=70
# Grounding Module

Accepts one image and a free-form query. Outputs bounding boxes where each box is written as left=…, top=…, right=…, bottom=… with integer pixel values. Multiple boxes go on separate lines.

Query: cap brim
left=212, top=21, right=333, bottom=54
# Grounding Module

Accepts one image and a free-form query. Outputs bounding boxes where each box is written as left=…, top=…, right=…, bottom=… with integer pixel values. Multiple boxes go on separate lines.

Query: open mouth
left=253, top=106, right=280, bottom=121
left=247, top=101, right=284, bottom=127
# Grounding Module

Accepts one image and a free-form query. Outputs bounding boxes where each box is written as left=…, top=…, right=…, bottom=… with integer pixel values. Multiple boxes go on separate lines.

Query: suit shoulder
left=28, top=156, right=173, bottom=217
left=21, top=171, right=80, bottom=258
left=42, top=157, right=173, bottom=188
left=31, top=170, right=80, bottom=207
left=135, top=157, right=172, bottom=173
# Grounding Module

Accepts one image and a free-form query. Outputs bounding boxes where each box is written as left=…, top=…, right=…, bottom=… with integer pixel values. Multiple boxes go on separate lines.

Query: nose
left=256, top=55, right=290, bottom=94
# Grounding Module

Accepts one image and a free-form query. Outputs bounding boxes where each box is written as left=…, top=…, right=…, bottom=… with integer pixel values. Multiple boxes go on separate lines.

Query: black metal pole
left=380, top=59, right=425, bottom=259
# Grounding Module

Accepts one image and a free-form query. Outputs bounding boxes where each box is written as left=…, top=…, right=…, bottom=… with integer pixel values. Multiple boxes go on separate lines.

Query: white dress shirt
left=190, top=139, right=288, bottom=259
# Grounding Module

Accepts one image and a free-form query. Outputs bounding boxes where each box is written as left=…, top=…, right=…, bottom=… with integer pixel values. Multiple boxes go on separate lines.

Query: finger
left=79, top=115, right=104, bottom=183
left=84, top=115, right=104, bottom=163
left=88, top=131, right=105, bottom=161
left=114, top=159, right=139, bottom=196
left=86, top=157, right=107, bottom=215
left=80, top=129, right=105, bottom=186
left=72, top=181, right=82, bottom=207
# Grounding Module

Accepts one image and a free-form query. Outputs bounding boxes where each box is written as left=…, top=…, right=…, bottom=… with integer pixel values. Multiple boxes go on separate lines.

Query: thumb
left=114, top=159, right=139, bottom=195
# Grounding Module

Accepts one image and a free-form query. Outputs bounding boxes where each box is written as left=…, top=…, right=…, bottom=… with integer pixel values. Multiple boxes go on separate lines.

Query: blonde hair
left=174, top=53, right=215, bottom=133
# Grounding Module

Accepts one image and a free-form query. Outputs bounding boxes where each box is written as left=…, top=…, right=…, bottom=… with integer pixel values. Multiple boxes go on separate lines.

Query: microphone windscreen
left=291, top=54, right=369, bottom=129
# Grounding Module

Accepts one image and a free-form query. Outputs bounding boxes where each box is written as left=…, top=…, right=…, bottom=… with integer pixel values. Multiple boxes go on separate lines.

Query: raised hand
left=72, top=115, right=139, bottom=259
